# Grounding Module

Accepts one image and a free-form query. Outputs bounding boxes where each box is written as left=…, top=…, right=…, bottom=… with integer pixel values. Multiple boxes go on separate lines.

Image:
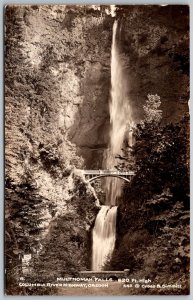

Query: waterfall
left=92, top=21, right=133, bottom=271
left=92, top=206, right=117, bottom=271
left=104, top=20, right=133, bottom=205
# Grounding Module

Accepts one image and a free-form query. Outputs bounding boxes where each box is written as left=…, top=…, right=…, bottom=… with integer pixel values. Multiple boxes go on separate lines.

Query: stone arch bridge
left=80, top=170, right=135, bottom=183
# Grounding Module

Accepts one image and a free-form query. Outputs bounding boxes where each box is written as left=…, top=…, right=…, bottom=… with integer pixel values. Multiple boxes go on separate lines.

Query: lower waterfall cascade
left=92, top=206, right=117, bottom=271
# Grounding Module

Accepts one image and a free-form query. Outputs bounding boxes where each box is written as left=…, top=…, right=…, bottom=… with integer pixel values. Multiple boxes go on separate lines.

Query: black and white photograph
left=4, top=4, right=190, bottom=296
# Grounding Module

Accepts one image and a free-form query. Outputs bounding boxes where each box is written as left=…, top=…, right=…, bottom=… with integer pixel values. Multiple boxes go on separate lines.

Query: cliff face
left=117, top=5, right=189, bottom=123
left=5, top=5, right=113, bottom=176
left=5, top=5, right=109, bottom=291
left=5, top=5, right=189, bottom=175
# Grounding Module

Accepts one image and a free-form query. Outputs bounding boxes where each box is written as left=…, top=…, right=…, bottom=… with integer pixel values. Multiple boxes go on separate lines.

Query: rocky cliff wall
left=117, top=5, right=189, bottom=123
left=5, top=5, right=114, bottom=174
left=5, top=6, right=109, bottom=292
left=5, top=5, right=189, bottom=173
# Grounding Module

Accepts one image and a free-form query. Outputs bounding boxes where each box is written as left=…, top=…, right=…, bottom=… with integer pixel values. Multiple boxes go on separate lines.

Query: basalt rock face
left=116, top=5, right=189, bottom=123
left=5, top=6, right=112, bottom=221
left=5, top=5, right=113, bottom=174
left=5, top=5, right=107, bottom=293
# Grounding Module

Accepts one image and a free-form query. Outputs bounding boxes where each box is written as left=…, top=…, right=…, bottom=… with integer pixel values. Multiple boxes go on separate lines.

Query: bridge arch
left=87, top=174, right=131, bottom=183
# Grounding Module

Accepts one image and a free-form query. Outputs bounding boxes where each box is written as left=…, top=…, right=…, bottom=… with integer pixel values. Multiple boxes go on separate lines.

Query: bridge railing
left=81, top=170, right=135, bottom=176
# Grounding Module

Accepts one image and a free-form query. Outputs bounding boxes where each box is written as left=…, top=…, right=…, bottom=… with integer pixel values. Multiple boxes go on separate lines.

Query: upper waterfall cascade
left=104, top=20, right=134, bottom=206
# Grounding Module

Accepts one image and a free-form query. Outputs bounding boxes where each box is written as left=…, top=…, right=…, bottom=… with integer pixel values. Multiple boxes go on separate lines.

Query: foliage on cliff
left=5, top=170, right=99, bottom=295
left=107, top=95, right=189, bottom=294
left=30, top=172, right=99, bottom=279
left=5, top=5, right=104, bottom=294
left=130, top=114, right=189, bottom=206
